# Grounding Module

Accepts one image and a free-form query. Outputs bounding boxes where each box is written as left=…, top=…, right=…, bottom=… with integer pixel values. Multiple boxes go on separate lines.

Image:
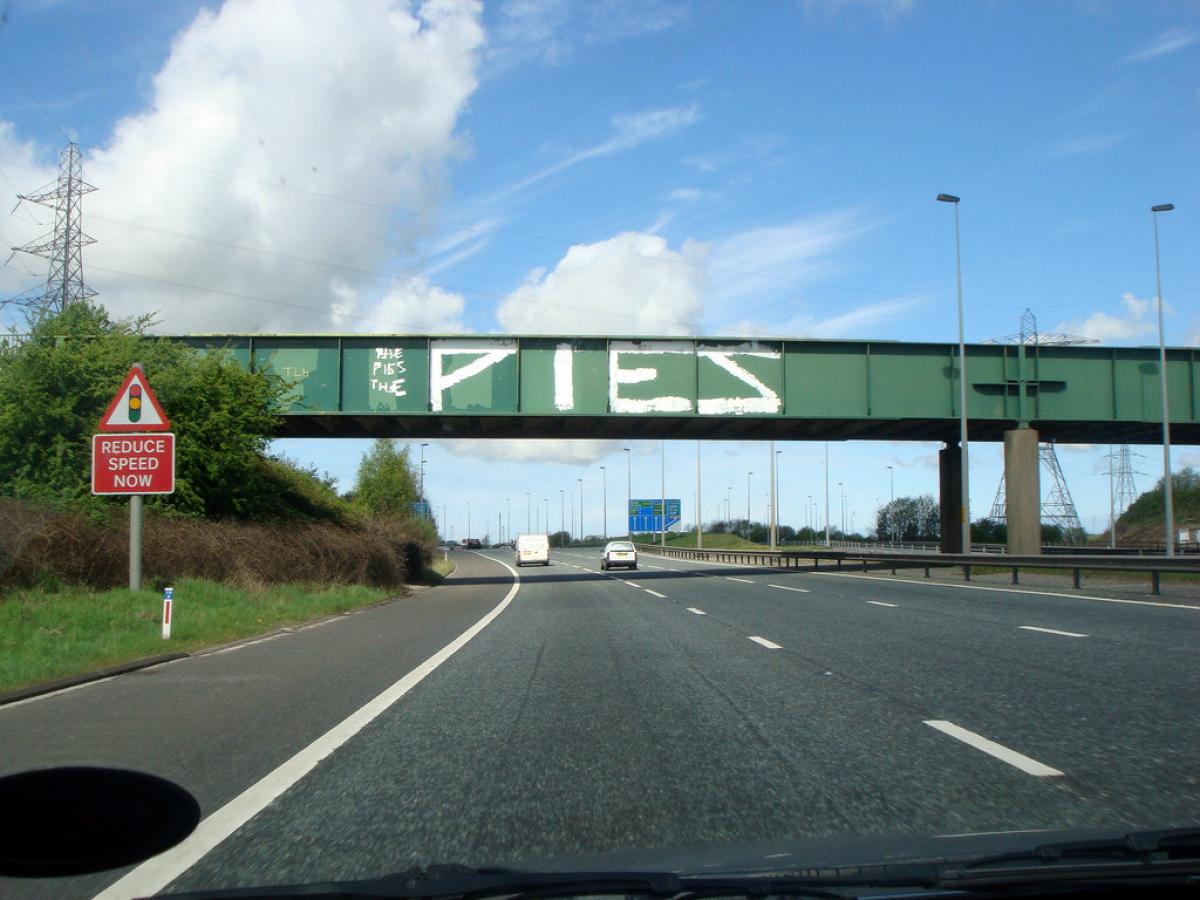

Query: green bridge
left=179, top=333, right=1198, bottom=555
left=178, top=334, right=1199, bottom=445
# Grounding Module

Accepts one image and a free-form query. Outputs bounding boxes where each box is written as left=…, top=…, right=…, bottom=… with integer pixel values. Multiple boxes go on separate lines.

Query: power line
left=76, top=142, right=916, bottom=302
left=0, top=47, right=73, bottom=142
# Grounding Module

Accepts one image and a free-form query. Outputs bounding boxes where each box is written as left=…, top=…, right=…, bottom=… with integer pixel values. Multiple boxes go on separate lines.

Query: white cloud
left=800, top=0, right=915, bottom=23
left=442, top=438, right=628, bottom=464
left=333, top=276, right=467, bottom=333
left=12, top=0, right=485, bottom=333
left=730, top=295, right=926, bottom=339
left=1055, top=293, right=1158, bottom=343
left=706, top=210, right=875, bottom=305
left=480, top=104, right=699, bottom=206
left=667, top=187, right=700, bottom=202
left=488, top=0, right=687, bottom=71
left=1124, top=26, right=1198, bottom=63
left=1048, top=133, right=1124, bottom=156
left=497, top=231, right=707, bottom=335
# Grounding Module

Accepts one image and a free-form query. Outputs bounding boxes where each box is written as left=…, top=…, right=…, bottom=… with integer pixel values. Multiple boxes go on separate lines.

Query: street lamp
left=1152, top=202, right=1175, bottom=556
left=577, top=477, right=584, bottom=540
left=746, top=471, right=753, bottom=533
left=696, top=442, right=703, bottom=549
left=623, top=447, right=631, bottom=538
left=938, top=192, right=971, bottom=554
left=544, top=498, right=549, bottom=536
left=771, top=447, right=781, bottom=549
left=526, top=492, right=531, bottom=533
left=559, top=489, right=565, bottom=538
left=838, top=481, right=844, bottom=535
left=600, top=465, right=607, bottom=539
left=419, top=443, right=429, bottom=509
left=886, top=464, right=895, bottom=543
left=660, top=441, right=667, bottom=547
left=506, top=497, right=511, bottom=541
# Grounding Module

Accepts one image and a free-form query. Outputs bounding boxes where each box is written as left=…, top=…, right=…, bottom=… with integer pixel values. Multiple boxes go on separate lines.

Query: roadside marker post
left=162, top=586, right=174, bottom=640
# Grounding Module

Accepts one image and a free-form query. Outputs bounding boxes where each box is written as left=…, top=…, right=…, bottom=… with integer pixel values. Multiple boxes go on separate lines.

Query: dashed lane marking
left=768, top=584, right=810, bottom=593
left=748, top=635, right=782, bottom=650
left=867, top=600, right=899, bottom=608
left=1019, top=625, right=1088, bottom=638
left=686, top=607, right=707, bottom=615
left=924, top=720, right=1063, bottom=777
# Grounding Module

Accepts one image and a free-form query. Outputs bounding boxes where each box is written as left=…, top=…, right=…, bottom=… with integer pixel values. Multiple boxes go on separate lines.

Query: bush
left=0, top=500, right=434, bottom=592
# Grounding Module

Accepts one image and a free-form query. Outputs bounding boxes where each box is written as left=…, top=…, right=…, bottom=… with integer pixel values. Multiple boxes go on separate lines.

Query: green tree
left=876, top=494, right=940, bottom=541
left=0, top=303, right=288, bottom=518
left=352, top=439, right=420, bottom=517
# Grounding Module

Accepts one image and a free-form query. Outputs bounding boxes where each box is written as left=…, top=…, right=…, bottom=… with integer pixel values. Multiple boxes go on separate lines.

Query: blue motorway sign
left=629, top=498, right=681, bottom=533
left=410, top=501, right=431, bottom=519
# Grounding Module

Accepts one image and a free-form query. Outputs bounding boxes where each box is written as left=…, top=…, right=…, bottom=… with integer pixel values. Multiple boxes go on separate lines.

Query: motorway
left=2, top=548, right=1198, bottom=897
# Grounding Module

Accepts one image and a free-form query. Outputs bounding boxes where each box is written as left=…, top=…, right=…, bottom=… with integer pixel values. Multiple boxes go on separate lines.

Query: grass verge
left=0, top=579, right=391, bottom=693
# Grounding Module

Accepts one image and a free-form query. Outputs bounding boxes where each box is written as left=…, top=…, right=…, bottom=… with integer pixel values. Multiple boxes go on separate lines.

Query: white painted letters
left=697, top=348, right=781, bottom=414
left=554, top=343, right=574, bottom=411
left=608, top=341, right=693, bottom=413
left=431, top=339, right=517, bottom=412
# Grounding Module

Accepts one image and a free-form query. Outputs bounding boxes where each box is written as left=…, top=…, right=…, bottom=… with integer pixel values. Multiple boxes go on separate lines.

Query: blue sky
left=1, top=0, right=1197, bottom=540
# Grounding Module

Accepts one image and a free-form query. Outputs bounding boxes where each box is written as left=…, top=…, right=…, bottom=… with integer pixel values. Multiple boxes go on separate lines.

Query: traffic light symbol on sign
left=128, top=383, right=142, bottom=422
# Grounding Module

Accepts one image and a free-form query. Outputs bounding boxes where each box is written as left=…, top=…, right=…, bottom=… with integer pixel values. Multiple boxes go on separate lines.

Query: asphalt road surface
left=3, top=548, right=1197, bottom=898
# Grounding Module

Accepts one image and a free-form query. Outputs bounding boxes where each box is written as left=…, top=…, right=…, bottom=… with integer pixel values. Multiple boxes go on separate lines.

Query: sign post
left=92, top=364, right=173, bottom=591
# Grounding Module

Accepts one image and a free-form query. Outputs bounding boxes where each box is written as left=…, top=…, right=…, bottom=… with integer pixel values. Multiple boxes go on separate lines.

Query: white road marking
left=923, top=720, right=1063, bottom=777
left=1019, top=625, right=1087, bottom=638
left=867, top=600, right=899, bottom=608
left=643, top=564, right=663, bottom=569
left=645, top=589, right=667, bottom=598
left=95, top=555, right=524, bottom=900
left=726, top=577, right=756, bottom=584
left=686, top=607, right=707, bottom=615
left=809, top=570, right=1200, bottom=610
left=626, top=582, right=642, bottom=588
left=748, top=635, right=782, bottom=649
left=768, top=584, right=810, bottom=593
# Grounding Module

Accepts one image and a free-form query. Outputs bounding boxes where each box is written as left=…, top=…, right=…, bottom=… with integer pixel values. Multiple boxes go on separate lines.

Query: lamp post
left=623, top=447, right=631, bottom=538
left=726, top=486, right=732, bottom=523
left=746, top=470, right=753, bottom=534
left=824, top=441, right=831, bottom=547
left=771, top=447, right=781, bottom=549
left=1152, top=202, right=1175, bottom=556
left=505, top=497, right=511, bottom=541
left=559, top=489, right=565, bottom=538
left=544, top=498, right=549, bottom=536
left=886, top=464, right=895, bottom=543
left=838, top=481, right=845, bottom=535
left=525, top=492, right=531, bottom=533
left=937, top=192, right=971, bottom=555
left=600, top=466, right=607, bottom=539
left=696, top=442, right=703, bottom=549
left=660, top=440, right=666, bottom=547
left=419, top=442, right=429, bottom=508
left=577, top=477, right=584, bottom=541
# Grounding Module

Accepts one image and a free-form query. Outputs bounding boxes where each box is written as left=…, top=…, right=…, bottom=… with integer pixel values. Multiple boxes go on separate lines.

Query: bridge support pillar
left=1004, top=426, right=1041, bottom=555
left=939, top=442, right=963, bottom=554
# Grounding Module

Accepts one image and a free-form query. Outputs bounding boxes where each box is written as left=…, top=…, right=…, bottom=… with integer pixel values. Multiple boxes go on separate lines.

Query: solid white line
left=726, top=577, right=756, bottom=584
left=1019, top=625, right=1088, bottom=638
left=768, top=584, right=810, bottom=593
left=748, top=635, right=782, bottom=650
left=923, top=720, right=1063, bottom=777
left=809, top=570, right=1200, bottom=610
left=94, top=555, right=523, bottom=900
left=644, top=589, right=667, bottom=598
left=625, top=582, right=642, bottom=588
left=867, top=600, right=899, bottom=608
left=686, top=607, right=707, bottom=615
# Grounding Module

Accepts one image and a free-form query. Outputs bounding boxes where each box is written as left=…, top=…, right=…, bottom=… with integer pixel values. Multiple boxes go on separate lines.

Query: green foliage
left=352, top=439, right=420, bottom=517
left=1119, top=468, right=1200, bottom=529
left=876, top=495, right=940, bottom=541
left=0, top=303, right=289, bottom=519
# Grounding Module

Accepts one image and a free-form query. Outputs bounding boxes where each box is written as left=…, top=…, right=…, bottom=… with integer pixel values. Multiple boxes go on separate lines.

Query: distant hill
left=1114, top=467, right=1200, bottom=545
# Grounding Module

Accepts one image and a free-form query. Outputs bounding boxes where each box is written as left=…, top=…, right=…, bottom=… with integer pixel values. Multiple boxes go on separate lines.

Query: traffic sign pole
left=130, top=363, right=144, bottom=592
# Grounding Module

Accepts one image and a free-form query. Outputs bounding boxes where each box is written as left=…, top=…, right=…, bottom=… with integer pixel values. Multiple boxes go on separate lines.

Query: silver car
left=600, top=540, right=637, bottom=570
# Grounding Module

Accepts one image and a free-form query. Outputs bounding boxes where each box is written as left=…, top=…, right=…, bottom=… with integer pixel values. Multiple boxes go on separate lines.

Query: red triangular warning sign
left=98, top=367, right=171, bottom=432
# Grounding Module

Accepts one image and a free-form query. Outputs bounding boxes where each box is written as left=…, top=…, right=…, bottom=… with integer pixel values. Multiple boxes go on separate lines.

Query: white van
left=514, top=533, right=550, bottom=566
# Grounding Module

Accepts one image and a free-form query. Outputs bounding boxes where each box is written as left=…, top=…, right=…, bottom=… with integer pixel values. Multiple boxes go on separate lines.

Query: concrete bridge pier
left=1004, top=426, right=1041, bottom=555
left=939, top=442, right=963, bottom=554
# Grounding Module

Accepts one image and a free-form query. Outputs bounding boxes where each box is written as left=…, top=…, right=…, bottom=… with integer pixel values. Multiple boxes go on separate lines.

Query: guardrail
left=632, top=543, right=1200, bottom=596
